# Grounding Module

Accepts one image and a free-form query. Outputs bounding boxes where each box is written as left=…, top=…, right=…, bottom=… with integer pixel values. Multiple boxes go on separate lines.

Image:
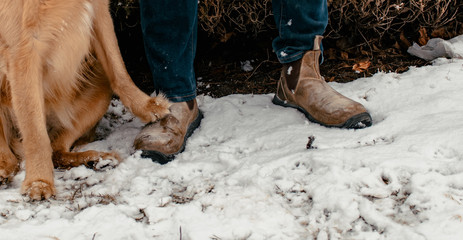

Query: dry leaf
left=306, top=136, right=316, bottom=149
left=352, top=60, right=371, bottom=73
left=360, top=49, right=370, bottom=56
left=326, top=76, right=335, bottom=82
left=399, top=31, right=411, bottom=48
left=418, top=27, right=430, bottom=46
left=341, top=62, right=351, bottom=68
left=220, top=32, right=235, bottom=43
left=340, top=51, right=349, bottom=60
left=431, top=27, right=449, bottom=39
left=325, top=48, right=337, bottom=60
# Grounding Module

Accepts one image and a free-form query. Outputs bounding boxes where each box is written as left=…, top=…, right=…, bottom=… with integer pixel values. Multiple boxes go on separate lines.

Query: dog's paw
left=21, top=180, right=55, bottom=201
left=139, top=94, right=171, bottom=123
left=87, top=152, right=121, bottom=171
left=0, top=154, right=19, bottom=185
left=0, top=169, right=13, bottom=186
left=0, top=170, right=11, bottom=186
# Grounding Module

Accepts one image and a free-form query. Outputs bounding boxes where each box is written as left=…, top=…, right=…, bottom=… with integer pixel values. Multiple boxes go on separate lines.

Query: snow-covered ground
left=1, top=57, right=463, bottom=240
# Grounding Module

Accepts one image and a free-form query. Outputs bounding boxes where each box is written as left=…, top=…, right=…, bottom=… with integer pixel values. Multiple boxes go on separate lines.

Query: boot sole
left=272, top=95, right=372, bottom=129
left=140, top=110, right=204, bottom=164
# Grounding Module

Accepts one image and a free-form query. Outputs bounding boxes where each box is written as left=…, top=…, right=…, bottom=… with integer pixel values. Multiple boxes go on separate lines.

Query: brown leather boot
left=133, top=99, right=202, bottom=163
left=272, top=36, right=372, bottom=129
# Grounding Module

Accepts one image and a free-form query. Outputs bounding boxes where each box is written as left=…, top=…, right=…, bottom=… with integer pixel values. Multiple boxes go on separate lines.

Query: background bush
left=111, top=0, right=463, bottom=49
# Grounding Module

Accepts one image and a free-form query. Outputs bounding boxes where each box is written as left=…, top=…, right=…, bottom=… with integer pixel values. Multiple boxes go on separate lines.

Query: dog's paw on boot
left=134, top=99, right=202, bottom=164
left=128, top=94, right=172, bottom=123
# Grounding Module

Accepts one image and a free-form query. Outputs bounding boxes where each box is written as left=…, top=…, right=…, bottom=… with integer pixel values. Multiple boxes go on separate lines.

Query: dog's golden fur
left=0, top=0, right=171, bottom=200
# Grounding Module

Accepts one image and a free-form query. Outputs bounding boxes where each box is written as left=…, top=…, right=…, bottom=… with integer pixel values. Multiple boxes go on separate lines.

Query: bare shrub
left=110, top=0, right=463, bottom=48
left=326, top=0, right=462, bottom=43
left=199, top=0, right=274, bottom=41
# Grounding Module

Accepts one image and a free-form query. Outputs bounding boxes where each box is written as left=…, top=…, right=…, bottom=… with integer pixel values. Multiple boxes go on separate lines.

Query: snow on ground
left=1, top=58, right=463, bottom=240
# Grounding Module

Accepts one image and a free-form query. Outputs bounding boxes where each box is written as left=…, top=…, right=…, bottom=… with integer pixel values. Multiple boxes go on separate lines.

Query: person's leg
left=139, top=0, right=197, bottom=102
left=272, top=0, right=372, bottom=128
left=136, top=1, right=202, bottom=163
left=272, top=0, right=328, bottom=63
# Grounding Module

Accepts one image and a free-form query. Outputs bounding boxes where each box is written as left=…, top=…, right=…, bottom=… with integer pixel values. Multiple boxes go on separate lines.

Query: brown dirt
left=193, top=37, right=429, bottom=98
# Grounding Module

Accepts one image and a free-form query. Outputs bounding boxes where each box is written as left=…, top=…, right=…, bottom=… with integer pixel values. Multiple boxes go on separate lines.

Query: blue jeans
left=272, top=0, right=328, bottom=63
left=139, top=0, right=328, bottom=102
left=139, top=0, right=198, bottom=102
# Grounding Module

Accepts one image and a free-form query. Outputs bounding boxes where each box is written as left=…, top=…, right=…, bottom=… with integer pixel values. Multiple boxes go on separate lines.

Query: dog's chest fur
left=0, top=0, right=98, bottom=127
left=0, top=0, right=96, bottom=103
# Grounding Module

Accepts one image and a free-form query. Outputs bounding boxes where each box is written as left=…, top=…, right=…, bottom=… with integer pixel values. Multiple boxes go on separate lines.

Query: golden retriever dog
left=0, top=0, right=171, bottom=200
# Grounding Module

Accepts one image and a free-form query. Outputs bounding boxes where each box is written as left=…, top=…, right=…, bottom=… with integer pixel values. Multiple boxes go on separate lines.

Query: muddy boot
left=272, top=36, right=372, bottom=129
left=133, top=99, right=203, bottom=164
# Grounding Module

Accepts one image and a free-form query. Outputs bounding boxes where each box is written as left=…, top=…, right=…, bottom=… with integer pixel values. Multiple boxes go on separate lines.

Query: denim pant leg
left=272, top=0, right=328, bottom=63
left=139, top=0, right=198, bottom=102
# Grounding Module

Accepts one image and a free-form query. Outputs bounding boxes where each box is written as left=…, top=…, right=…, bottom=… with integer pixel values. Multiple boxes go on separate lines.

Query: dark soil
left=116, top=27, right=429, bottom=98
left=192, top=34, right=429, bottom=98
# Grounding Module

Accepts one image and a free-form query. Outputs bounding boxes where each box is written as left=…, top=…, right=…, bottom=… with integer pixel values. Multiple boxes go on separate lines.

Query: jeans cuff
left=277, top=49, right=324, bottom=64
left=277, top=51, right=305, bottom=64
left=165, top=92, right=197, bottom=103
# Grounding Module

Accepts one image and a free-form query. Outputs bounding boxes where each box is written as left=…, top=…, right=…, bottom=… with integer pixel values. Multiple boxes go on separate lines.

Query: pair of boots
left=134, top=36, right=372, bottom=163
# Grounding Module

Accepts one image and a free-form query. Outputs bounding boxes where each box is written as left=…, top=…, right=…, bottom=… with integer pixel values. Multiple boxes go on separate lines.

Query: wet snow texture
left=1, top=58, right=463, bottom=240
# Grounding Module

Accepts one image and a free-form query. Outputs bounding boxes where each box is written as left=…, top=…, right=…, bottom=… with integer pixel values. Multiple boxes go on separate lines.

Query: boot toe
left=342, top=112, right=373, bottom=129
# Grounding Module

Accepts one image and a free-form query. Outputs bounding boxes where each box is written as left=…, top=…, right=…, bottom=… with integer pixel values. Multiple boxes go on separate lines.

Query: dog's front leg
left=9, top=35, right=55, bottom=200
left=91, top=0, right=171, bottom=123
